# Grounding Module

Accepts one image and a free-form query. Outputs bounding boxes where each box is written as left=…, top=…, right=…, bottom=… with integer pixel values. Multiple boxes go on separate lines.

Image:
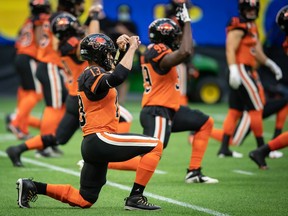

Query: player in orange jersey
left=6, top=0, right=93, bottom=160
left=139, top=3, right=218, bottom=184
left=15, top=33, right=163, bottom=211
left=217, top=0, right=283, bottom=158
left=249, top=5, right=288, bottom=169
left=6, top=11, right=136, bottom=167
left=211, top=69, right=287, bottom=158
left=6, top=0, right=51, bottom=139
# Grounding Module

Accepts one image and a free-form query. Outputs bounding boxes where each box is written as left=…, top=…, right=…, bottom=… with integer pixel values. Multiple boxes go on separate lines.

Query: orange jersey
left=226, top=17, right=258, bottom=67
left=78, top=66, right=120, bottom=136
left=59, top=37, right=88, bottom=96
left=283, top=36, right=288, bottom=55
left=36, top=14, right=62, bottom=67
left=141, top=43, right=180, bottom=111
left=15, top=15, right=46, bottom=57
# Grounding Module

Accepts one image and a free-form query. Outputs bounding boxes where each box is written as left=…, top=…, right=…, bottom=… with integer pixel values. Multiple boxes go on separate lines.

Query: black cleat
left=185, top=168, right=219, bottom=184
left=249, top=150, right=268, bottom=170
left=124, top=194, right=161, bottom=211
left=6, top=146, right=23, bottom=167
left=16, top=178, right=38, bottom=208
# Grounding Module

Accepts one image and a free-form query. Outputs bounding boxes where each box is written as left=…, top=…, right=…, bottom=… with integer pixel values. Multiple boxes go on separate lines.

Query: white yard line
left=0, top=151, right=228, bottom=216
left=233, top=170, right=255, bottom=176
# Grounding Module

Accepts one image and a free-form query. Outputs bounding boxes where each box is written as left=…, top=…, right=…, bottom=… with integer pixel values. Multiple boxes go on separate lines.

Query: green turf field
left=0, top=96, right=287, bottom=216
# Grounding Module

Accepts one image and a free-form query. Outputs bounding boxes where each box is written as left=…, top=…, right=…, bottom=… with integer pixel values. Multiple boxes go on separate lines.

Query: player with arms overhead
left=140, top=3, right=218, bottom=184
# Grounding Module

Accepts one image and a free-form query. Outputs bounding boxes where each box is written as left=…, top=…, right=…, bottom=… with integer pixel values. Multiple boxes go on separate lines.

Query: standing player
left=5, top=0, right=87, bottom=162
left=217, top=0, right=282, bottom=158
left=249, top=5, right=288, bottom=169
left=7, top=0, right=51, bottom=139
left=15, top=33, right=163, bottom=211
left=140, top=3, right=218, bottom=184
left=6, top=11, right=135, bottom=169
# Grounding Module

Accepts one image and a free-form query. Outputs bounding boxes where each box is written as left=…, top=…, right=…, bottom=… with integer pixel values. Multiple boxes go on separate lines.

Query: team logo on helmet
left=157, top=23, right=174, bottom=35
left=55, top=17, right=70, bottom=31
left=88, top=37, right=106, bottom=49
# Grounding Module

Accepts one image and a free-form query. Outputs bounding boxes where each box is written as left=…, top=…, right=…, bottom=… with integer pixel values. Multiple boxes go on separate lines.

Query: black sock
left=33, top=181, right=47, bottom=195
left=273, top=128, right=282, bottom=139
left=259, top=144, right=271, bottom=157
left=219, top=134, right=230, bottom=153
left=18, top=143, right=28, bottom=153
left=256, top=136, right=264, bottom=148
left=130, top=183, right=145, bottom=197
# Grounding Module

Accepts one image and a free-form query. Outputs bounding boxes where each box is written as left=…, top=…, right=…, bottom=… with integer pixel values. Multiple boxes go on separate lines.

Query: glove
left=176, top=3, right=191, bottom=23
left=229, top=64, right=241, bottom=89
left=265, top=58, right=282, bottom=80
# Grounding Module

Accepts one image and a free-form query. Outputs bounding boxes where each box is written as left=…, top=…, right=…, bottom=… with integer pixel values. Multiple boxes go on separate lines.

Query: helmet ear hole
left=80, top=33, right=116, bottom=71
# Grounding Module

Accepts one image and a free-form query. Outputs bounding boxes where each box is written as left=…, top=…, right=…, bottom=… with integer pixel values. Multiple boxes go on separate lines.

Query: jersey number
left=78, top=95, right=86, bottom=127
left=142, top=65, right=152, bottom=93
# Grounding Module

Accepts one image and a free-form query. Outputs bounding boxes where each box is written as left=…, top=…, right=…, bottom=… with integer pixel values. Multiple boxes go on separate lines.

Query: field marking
left=0, top=151, right=229, bottom=216
left=233, top=170, right=255, bottom=176
left=0, top=134, right=17, bottom=141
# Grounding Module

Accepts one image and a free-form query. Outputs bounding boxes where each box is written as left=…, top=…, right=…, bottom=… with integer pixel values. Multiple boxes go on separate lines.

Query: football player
left=6, top=7, right=136, bottom=169
left=7, top=0, right=51, bottom=139
left=217, top=0, right=282, bottom=157
left=249, top=5, right=288, bottom=169
left=139, top=3, right=218, bottom=184
left=15, top=33, right=163, bottom=211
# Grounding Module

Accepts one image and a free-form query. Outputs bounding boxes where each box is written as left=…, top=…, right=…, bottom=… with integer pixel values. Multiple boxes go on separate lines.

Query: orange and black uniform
left=11, top=14, right=46, bottom=135
left=219, top=16, right=266, bottom=152
left=140, top=43, right=213, bottom=170
left=49, top=36, right=87, bottom=145
left=41, top=37, right=134, bottom=147
left=34, top=12, right=67, bottom=136
left=15, top=15, right=45, bottom=93
left=75, top=64, right=162, bottom=204
left=226, top=17, right=263, bottom=111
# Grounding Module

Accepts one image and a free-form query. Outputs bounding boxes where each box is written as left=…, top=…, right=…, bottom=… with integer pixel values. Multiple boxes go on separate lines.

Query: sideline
left=0, top=151, right=229, bottom=216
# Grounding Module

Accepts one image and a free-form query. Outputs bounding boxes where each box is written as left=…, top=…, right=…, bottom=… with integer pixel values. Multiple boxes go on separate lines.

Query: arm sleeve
left=94, top=64, right=130, bottom=94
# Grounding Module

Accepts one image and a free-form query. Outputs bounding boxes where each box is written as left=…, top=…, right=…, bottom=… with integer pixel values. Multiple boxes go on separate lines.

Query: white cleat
left=269, top=150, right=283, bottom=159
left=218, top=151, right=243, bottom=158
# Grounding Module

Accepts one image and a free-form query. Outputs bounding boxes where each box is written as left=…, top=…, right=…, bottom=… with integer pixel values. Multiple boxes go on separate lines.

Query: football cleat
left=268, top=150, right=283, bottom=159
left=217, top=150, right=243, bottom=158
left=6, top=146, right=23, bottom=167
left=16, top=178, right=38, bottom=208
left=185, top=168, right=219, bottom=184
left=35, top=146, right=63, bottom=158
left=7, top=123, right=31, bottom=140
left=249, top=150, right=268, bottom=170
left=124, top=194, right=161, bottom=211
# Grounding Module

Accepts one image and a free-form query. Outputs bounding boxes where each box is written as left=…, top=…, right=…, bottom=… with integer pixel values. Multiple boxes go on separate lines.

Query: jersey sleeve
left=59, top=37, right=80, bottom=56
left=146, top=43, right=172, bottom=63
left=226, top=17, right=247, bottom=33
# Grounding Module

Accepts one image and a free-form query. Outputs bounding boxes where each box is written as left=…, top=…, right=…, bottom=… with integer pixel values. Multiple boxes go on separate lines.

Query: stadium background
left=0, top=0, right=287, bottom=101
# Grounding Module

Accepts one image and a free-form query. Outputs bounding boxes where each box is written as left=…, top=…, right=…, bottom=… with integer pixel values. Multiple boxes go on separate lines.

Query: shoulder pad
left=227, top=17, right=247, bottom=32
